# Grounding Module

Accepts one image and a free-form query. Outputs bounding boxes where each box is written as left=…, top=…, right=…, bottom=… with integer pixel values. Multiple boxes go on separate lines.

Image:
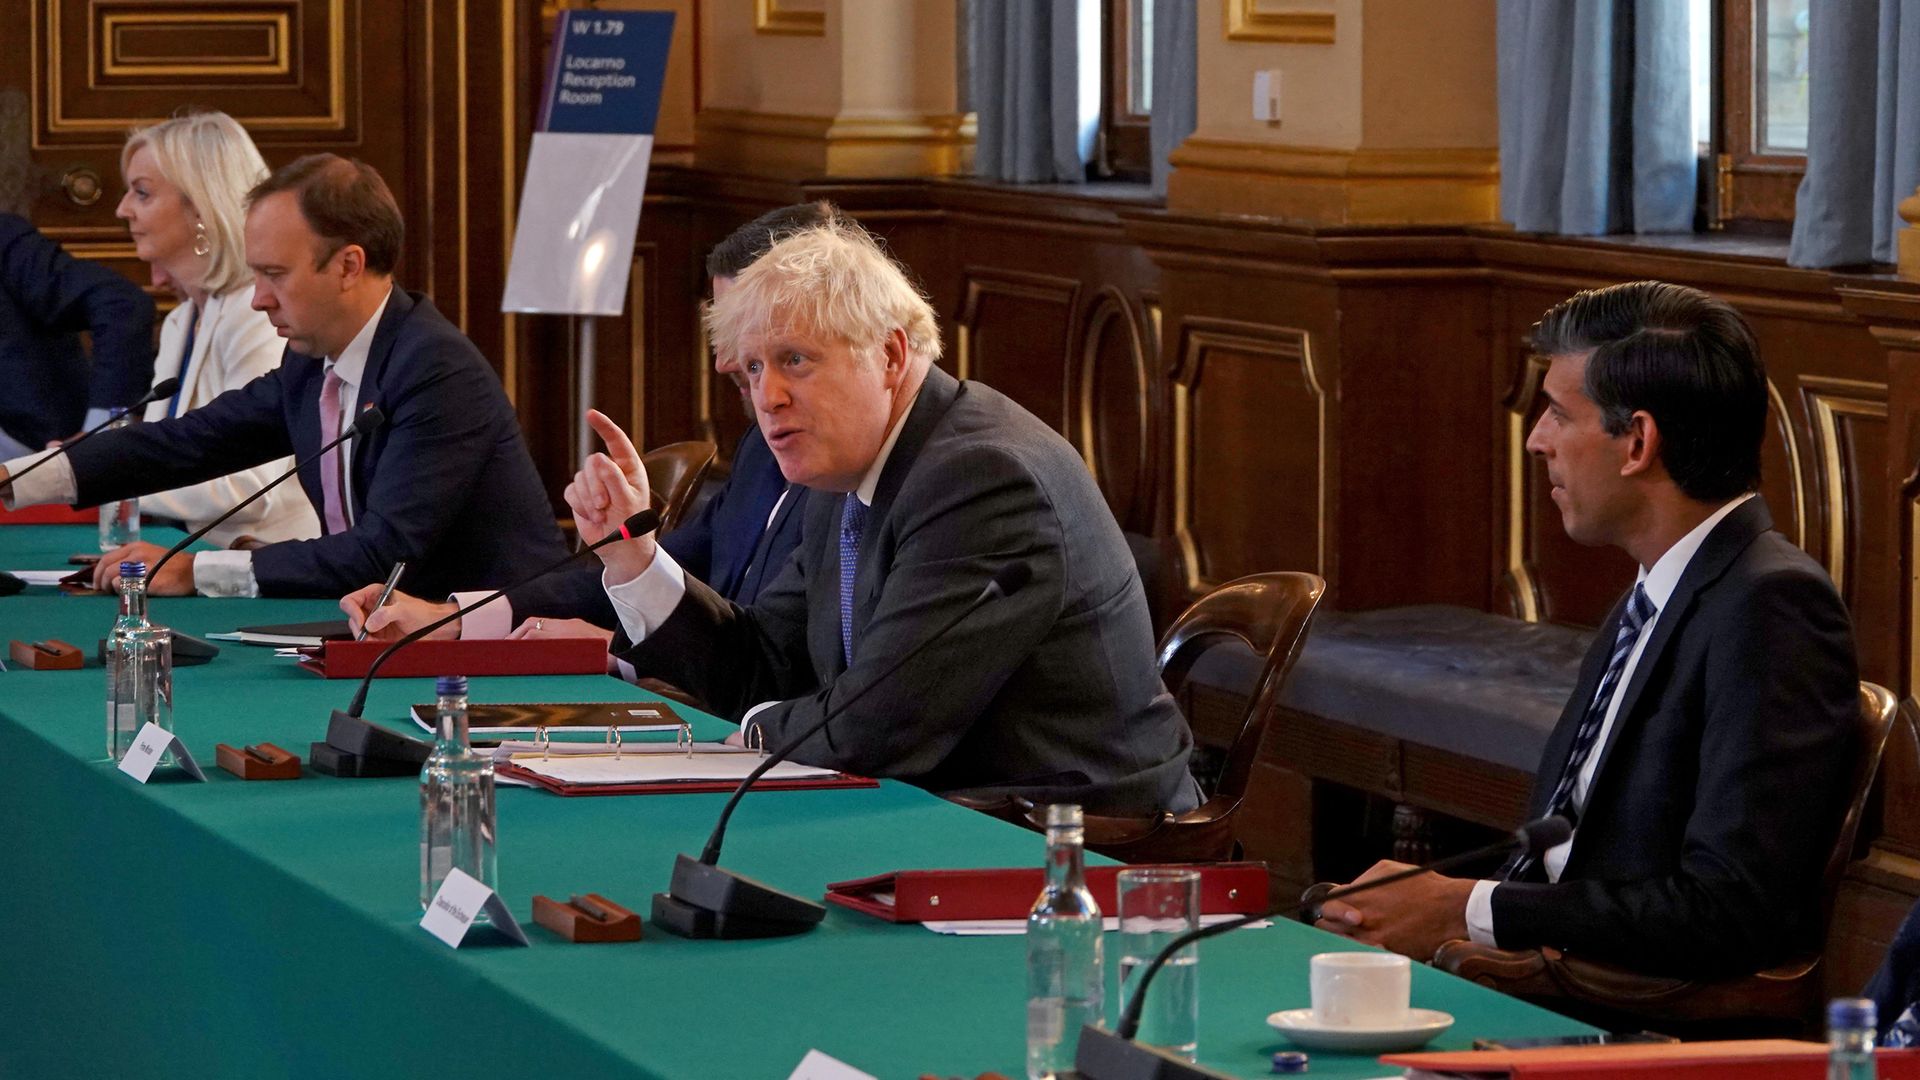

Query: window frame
left=1098, top=0, right=1151, bottom=182
left=1712, top=0, right=1805, bottom=228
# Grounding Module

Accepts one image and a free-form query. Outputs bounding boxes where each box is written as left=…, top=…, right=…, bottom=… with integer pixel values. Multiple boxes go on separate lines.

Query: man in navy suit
left=0, top=213, right=155, bottom=456
left=342, top=202, right=834, bottom=640
left=0, top=154, right=565, bottom=598
left=1314, top=281, right=1858, bottom=979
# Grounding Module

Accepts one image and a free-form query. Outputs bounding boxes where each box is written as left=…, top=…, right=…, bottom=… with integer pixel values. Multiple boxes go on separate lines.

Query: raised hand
left=564, top=409, right=657, bottom=584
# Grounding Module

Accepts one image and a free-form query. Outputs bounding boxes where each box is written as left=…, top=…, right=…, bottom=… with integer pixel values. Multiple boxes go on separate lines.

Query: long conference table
left=0, top=523, right=1596, bottom=1079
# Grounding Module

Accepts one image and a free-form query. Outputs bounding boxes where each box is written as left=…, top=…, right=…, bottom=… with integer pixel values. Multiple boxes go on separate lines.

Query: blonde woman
left=115, top=111, right=318, bottom=546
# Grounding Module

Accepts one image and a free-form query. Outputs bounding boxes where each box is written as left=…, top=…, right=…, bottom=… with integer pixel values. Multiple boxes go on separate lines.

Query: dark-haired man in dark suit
left=0, top=154, right=565, bottom=598
left=1315, top=280, right=1859, bottom=979
left=0, top=212, right=155, bottom=456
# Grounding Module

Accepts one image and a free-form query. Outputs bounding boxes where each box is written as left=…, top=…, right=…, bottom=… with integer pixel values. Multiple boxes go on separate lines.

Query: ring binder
left=745, top=723, right=765, bottom=756
left=607, top=726, right=623, bottom=760
left=536, top=726, right=551, bottom=761
left=676, top=722, right=694, bottom=757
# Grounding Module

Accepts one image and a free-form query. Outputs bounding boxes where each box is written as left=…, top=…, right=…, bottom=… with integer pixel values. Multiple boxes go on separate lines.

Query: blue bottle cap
left=1829, top=997, right=1877, bottom=1029
left=436, top=675, right=469, bottom=697
left=1271, top=1050, right=1309, bottom=1073
left=120, top=561, right=146, bottom=578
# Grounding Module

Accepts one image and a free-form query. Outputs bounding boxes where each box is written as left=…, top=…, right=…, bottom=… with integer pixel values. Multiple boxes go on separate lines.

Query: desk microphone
left=317, top=508, right=661, bottom=770
left=147, top=405, right=387, bottom=587
left=652, top=559, right=1034, bottom=941
left=119, top=406, right=387, bottom=667
left=1069, top=815, right=1575, bottom=1080
left=5, top=377, right=179, bottom=486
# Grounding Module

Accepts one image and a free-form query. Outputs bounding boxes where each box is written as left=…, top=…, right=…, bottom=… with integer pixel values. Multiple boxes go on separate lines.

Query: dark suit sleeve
left=657, top=471, right=719, bottom=582
left=251, top=342, right=510, bottom=596
left=0, top=220, right=155, bottom=412
left=68, top=372, right=293, bottom=505
left=623, top=446, right=1068, bottom=781
left=1490, top=568, right=1859, bottom=975
left=504, top=563, right=618, bottom=629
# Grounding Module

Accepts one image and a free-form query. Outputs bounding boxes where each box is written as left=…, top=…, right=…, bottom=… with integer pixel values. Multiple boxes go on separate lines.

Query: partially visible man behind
left=567, top=219, right=1198, bottom=815
left=339, top=201, right=835, bottom=641
left=1315, top=281, right=1858, bottom=979
left=0, top=212, right=155, bottom=458
left=0, top=153, right=566, bottom=597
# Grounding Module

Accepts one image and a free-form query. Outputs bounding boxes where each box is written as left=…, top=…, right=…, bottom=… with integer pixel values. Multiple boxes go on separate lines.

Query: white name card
left=786, top=1050, right=877, bottom=1080
left=116, top=722, right=206, bottom=783
left=420, top=867, right=529, bottom=948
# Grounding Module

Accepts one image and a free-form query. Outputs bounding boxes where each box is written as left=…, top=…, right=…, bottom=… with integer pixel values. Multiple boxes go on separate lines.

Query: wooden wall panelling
left=954, top=267, right=1081, bottom=431
left=1475, top=235, right=1890, bottom=658
left=1074, top=285, right=1156, bottom=532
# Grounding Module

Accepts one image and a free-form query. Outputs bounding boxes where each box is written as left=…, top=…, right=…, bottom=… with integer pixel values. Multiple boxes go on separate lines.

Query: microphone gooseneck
left=697, top=560, right=1033, bottom=867
left=6, top=377, right=181, bottom=486
left=342, top=507, right=661, bottom=717
left=146, top=406, right=387, bottom=586
left=1109, top=815, right=1574, bottom=1041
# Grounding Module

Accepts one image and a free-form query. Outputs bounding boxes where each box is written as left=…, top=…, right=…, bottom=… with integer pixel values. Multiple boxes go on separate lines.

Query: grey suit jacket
left=613, top=365, right=1197, bottom=815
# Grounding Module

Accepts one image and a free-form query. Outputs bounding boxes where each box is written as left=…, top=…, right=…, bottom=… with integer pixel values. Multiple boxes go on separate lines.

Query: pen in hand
left=356, top=560, right=409, bottom=641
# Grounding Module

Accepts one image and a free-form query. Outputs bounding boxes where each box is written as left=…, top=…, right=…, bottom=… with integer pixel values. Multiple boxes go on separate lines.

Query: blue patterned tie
left=838, top=495, right=869, bottom=667
left=1504, top=583, right=1657, bottom=881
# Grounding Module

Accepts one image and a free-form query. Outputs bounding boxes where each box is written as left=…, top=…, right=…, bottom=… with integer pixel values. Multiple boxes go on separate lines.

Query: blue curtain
left=1497, top=0, right=1696, bottom=235
left=971, top=0, right=1097, bottom=183
left=1149, top=0, right=1197, bottom=196
left=1789, top=0, right=1920, bottom=267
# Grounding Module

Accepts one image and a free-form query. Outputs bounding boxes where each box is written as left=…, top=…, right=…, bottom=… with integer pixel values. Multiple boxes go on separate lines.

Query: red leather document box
left=0, top=504, right=94, bottom=525
left=825, top=862, right=1270, bottom=923
left=296, top=637, right=608, bottom=679
left=1381, top=1041, right=1920, bottom=1078
left=496, top=760, right=878, bottom=797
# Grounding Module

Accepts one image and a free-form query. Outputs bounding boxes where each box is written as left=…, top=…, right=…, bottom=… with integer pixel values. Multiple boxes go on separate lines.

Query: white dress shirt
left=1465, top=492, right=1756, bottom=945
left=604, top=391, right=918, bottom=723
left=3, top=290, right=389, bottom=597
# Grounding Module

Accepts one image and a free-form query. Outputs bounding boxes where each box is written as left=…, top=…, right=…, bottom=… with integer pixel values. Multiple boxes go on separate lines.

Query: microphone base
left=1069, top=1026, right=1234, bottom=1080
left=648, top=852, right=826, bottom=940
left=314, top=709, right=432, bottom=777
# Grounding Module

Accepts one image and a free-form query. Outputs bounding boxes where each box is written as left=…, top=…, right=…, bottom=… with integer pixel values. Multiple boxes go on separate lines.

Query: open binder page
left=507, top=751, right=838, bottom=785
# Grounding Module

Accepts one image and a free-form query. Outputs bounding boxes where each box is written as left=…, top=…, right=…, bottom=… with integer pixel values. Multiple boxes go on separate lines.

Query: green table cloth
left=0, top=524, right=1594, bottom=1079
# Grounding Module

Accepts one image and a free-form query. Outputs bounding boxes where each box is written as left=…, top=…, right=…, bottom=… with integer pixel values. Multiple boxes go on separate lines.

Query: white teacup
left=1309, top=951, right=1412, bottom=1029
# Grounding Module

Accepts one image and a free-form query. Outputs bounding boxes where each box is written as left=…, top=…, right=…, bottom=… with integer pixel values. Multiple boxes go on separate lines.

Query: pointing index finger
left=585, top=410, right=643, bottom=473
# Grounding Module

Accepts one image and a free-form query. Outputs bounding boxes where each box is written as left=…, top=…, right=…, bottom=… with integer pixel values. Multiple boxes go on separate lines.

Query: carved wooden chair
left=952, top=572, right=1326, bottom=861
left=643, top=440, right=717, bottom=534
left=1432, top=681, right=1902, bottom=1037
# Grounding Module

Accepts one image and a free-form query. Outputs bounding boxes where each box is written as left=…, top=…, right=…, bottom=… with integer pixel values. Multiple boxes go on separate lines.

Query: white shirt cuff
left=1466, top=880, right=1500, bottom=946
left=192, top=549, right=259, bottom=598
left=451, top=591, right=512, bottom=640
left=740, top=699, right=780, bottom=744
left=603, top=547, right=686, bottom=644
left=3, top=450, right=78, bottom=509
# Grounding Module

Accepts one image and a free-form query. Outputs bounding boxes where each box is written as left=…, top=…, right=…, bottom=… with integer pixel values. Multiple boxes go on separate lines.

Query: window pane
left=1757, top=0, right=1810, bottom=153
left=1690, top=0, right=1710, bottom=147
left=1129, top=0, right=1153, bottom=115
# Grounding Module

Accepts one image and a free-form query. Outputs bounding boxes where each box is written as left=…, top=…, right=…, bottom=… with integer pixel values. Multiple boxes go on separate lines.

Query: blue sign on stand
left=537, top=10, right=675, bottom=136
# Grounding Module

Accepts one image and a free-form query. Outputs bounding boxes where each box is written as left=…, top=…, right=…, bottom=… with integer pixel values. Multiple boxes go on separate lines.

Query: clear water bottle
left=420, top=675, right=497, bottom=916
left=104, top=561, right=172, bottom=761
left=1026, top=803, right=1103, bottom=1080
left=98, top=408, right=139, bottom=551
left=1829, top=997, right=1878, bottom=1080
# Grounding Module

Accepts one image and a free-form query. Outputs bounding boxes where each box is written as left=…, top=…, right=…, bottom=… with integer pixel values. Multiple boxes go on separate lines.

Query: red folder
left=296, top=637, right=609, bottom=679
left=1381, top=1041, right=1920, bottom=1078
left=0, top=504, right=94, bottom=525
left=825, top=862, right=1270, bottom=923
left=495, top=759, right=878, bottom=797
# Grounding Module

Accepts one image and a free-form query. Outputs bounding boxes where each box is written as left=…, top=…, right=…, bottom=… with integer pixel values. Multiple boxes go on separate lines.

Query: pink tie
left=318, top=368, right=351, bottom=535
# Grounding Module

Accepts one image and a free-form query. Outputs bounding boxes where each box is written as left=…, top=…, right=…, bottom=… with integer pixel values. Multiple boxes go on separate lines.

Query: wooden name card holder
left=9, top=638, right=83, bottom=670
left=215, top=742, right=303, bottom=780
left=533, top=893, right=643, bottom=942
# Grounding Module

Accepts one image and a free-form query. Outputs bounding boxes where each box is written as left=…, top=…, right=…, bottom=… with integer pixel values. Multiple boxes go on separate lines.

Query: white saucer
left=1265, top=1007, right=1454, bottom=1053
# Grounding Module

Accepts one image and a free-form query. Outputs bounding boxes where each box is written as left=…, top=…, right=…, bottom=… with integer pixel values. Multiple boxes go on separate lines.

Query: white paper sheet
left=921, top=915, right=1270, bottom=936
left=5, top=570, right=73, bottom=586
left=506, top=751, right=837, bottom=785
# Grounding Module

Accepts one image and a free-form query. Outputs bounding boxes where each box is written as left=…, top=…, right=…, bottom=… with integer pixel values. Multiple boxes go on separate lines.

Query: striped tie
left=318, top=367, right=351, bottom=535
left=1504, top=583, right=1656, bottom=881
left=838, top=495, right=869, bottom=667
